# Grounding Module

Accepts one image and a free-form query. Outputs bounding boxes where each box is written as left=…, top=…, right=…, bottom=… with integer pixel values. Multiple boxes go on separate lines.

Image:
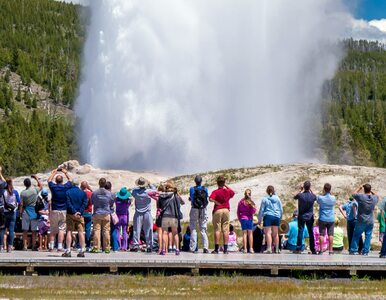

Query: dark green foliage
left=0, top=109, right=76, bottom=176
left=322, top=39, right=386, bottom=167
left=0, top=0, right=85, bottom=106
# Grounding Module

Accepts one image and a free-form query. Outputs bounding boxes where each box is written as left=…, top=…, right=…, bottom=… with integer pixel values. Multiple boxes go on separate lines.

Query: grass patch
left=0, top=275, right=386, bottom=299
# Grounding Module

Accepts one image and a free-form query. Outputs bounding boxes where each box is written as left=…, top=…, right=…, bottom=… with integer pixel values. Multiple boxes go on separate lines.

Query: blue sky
left=346, top=0, right=386, bottom=20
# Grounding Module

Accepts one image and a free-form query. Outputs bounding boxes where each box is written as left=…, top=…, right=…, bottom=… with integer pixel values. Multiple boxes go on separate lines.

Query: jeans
left=380, top=234, right=386, bottom=256
left=297, top=217, right=315, bottom=252
left=347, top=220, right=363, bottom=253
left=132, top=211, right=153, bottom=249
left=110, top=221, right=119, bottom=251
left=83, top=212, right=92, bottom=249
left=0, top=211, right=16, bottom=249
left=350, top=222, right=373, bottom=254
left=189, top=207, right=209, bottom=251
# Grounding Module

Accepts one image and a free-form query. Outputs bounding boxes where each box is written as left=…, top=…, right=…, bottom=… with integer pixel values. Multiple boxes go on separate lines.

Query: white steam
left=76, top=0, right=348, bottom=172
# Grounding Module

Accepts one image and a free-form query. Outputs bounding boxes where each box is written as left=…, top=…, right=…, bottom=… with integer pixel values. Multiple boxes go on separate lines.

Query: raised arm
left=31, top=174, right=42, bottom=191
left=353, top=185, right=363, bottom=195
left=62, top=169, right=72, bottom=182
left=0, top=166, right=5, bottom=182
left=47, top=169, right=57, bottom=183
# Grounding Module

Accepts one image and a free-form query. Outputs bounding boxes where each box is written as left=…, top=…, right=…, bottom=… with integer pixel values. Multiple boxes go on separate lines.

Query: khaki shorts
left=161, top=217, right=178, bottom=230
left=50, top=210, right=67, bottom=234
left=66, top=214, right=85, bottom=232
left=212, top=208, right=230, bottom=233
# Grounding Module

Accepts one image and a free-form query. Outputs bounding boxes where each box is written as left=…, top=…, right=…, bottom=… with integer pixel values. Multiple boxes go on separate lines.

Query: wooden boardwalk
left=1, top=250, right=386, bottom=276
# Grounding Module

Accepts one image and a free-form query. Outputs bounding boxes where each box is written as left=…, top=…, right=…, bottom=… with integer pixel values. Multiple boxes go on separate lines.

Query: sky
left=350, top=0, right=386, bottom=20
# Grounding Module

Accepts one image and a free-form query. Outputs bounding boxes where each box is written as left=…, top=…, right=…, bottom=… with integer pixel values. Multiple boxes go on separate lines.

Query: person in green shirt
left=332, top=219, right=344, bottom=252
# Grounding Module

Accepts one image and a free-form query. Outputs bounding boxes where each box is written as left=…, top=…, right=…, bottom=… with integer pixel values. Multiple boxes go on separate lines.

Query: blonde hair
left=244, top=189, right=255, bottom=207
left=165, top=180, right=177, bottom=193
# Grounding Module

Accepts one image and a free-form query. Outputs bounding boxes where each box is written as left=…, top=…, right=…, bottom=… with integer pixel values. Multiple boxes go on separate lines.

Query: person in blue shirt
left=188, top=175, right=209, bottom=253
left=283, top=210, right=309, bottom=251
left=62, top=178, right=88, bottom=258
left=317, top=183, right=336, bottom=255
left=339, top=196, right=363, bottom=253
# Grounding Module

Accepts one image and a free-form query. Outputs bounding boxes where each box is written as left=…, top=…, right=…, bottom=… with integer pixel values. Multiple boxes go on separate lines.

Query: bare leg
left=162, top=231, right=168, bottom=253
left=272, top=226, right=279, bottom=252
left=172, top=227, right=179, bottom=251
left=66, top=231, right=72, bottom=250
left=319, top=236, right=324, bottom=253
left=328, top=235, right=333, bottom=253
left=214, top=231, right=220, bottom=245
left=58, top=231, right=65, bottom=248
left=265, top=227, right=272, bottom=251
left=31, top=232, right=37, bottom=250
left=79, top=232, right=85, bottom=251
left=248, top=230, right=253, bottom=252
left=243, top=230, right=247, bottom=252
left=157, top=227, right=163, bottom=254
left=22, top=231, right=28, bottom=249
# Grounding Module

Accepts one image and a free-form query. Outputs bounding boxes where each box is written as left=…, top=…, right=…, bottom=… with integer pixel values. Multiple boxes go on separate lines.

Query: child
left=237, top=189, right=256, bottom=253
left=332, top=219, right=344, bottom=252
left=182, top=226, right=192, bottom=252
left=313, top=222, right=328, bottom=253
left=115, top=187, right=132, bottom=251
left=35, top=189, right=50, bottom=251
left=227, top=224, right=239, bottom=252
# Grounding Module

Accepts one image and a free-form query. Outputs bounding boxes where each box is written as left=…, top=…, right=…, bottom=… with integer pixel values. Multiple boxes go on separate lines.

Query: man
left=283, top=210, right=309, bottom=251
left=20, top=175, right=42, bottom=250
left=209, top=176, right=235, bottom=254
left=131, top=177, right=157, bottom=253
left=339, top=196, right=363, bottom=253
left=47, top=168, right=72, bottom=252
left=81, top=181, right=93, bottom=252
left=91, top=178, right=115, bottom=253
left=379, top=196, right=386, bottom=258
left=189, top=175, right=209, bottom=254
left=316, top=183, right=336, bottom=255
left=349, top=184, right=379, bottom=255
left=62, top=179, right=88, bottom=258
left=293, top=181, right=316, bottom=254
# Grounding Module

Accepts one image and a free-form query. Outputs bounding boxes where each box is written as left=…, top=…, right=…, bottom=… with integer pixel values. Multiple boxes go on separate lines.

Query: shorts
left=212, top=208, right=230, bottom=233
left=263, top=215, right=280, bottom=227
left=155, top=215, right=162, bottom=228
left=240, top=219, right=253, bottom=231
left=38, top=220, right=50, bottom=235
left=22, top=211, right=38, bottom=231
left=50, top=210, right=67, bottom=235
left=161, top=217, right=178, bottom=230
left=66, top=214, right=85, bottom=232
left=319, top=220, right=334, bottom=236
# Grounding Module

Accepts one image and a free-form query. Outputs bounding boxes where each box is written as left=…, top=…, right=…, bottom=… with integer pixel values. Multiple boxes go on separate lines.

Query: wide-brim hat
left=116, top=187, right=130, bottom=200
left=135, top=177, right=149, bottom=188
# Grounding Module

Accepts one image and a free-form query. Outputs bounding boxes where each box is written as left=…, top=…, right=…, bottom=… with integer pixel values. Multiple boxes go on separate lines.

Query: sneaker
left=0, top=247, right=5, bottom=253
left=211, top=250, right=219, bottom=254
left=62, top=251, right=71, bottom=258
left=104, top=249, right=111, bottom=254
left=23, top=247, right=28, bottom=251
left=130, top=247, right=139, bottom=252
left=223, top=250, right=229, bottom=255
left=203, top=249, right=209, bottom=254
left=329, top=251, right=334, bottom=255
left=349, top=252, right=359, bottom=255
left=57, top=248, right=65, bottom=253
left=159, top=250, right=165, bottom=256
left=240, top=249, right=245, bottom=253
left=292, top=250, right=301, bottom=254
left=249, top=249, right=255, bottom=254
left=263, top=250, right=272, bottom=254
left=379, top=254, right=386, bottom=258
left=275, top=249, right=281, bottom=254
left=146, top=248, right=152, bottom=253
left=7, top=246, right=12, bottom=253
left=77, top=252, right=85, bottom=258
left=175, top=250, right=180, bottom=256
left=49, top=248, right=56, bottom=253
left=90, top=247, right=100, bottom=253
left=318, top=251, right=323, bottom=255
left=362, top=253, right=369, bottom=256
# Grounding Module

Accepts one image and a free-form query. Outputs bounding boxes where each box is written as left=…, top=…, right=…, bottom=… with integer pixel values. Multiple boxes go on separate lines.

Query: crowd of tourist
left=0, top=165, right=385, bottom=258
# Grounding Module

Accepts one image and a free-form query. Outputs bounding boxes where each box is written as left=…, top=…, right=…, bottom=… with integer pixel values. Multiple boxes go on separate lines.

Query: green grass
left=0, top=275, right=386, bottom=299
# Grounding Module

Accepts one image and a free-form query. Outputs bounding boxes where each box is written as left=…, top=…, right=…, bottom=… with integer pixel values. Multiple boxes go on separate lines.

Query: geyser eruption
left=76, top=0, right=347, bottom=172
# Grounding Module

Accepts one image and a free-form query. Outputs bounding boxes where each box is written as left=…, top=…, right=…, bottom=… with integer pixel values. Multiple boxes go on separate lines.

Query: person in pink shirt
left=313, top=224, right=328, bottom=253
left=237, top=189, right=256, bottom=253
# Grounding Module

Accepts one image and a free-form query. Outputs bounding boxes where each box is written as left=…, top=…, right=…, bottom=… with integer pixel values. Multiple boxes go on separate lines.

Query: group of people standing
left=0, top=165, right=385, bottom=258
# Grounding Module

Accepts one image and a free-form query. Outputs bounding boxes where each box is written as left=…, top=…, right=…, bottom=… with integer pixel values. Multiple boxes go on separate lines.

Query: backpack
left=35, top=196, right=44, bottom=215
left=193, top=187, right=208, bottom=209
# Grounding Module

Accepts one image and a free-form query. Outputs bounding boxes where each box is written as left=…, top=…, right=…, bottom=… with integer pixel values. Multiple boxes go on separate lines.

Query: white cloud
left=343, top=16, right=386, bottom=44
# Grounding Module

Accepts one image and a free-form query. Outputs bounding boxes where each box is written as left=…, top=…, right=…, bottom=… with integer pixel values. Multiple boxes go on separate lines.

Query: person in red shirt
left=81, top=181, right=93, bottom=251
left=209, top=176, right=235, bottom=254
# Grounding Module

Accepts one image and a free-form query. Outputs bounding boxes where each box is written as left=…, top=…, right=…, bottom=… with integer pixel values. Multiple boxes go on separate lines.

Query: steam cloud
left=76, top=0, right=348, bottom=173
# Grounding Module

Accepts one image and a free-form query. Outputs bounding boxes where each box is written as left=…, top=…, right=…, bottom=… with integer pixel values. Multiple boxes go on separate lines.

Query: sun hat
left=116, top=187, right=131, bottom=200
left=135, top=177, right=149, bottom=188
left=72, top=178, right=79, bottom=186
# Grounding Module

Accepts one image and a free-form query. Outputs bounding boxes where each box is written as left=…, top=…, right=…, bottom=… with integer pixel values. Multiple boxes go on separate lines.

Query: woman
left=237, top=189, right=256, bottom=253
left=114, top=187, right=131, bottom=251
left=0, top=178, right=20, bottom=253
left=157, top=181, right=182, bottom=255
left=258, top=185, right=283, bottom=254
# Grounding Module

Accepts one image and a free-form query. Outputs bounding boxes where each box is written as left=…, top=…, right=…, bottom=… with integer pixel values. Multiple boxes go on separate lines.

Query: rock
left=76, top=164, right=92, bottom=175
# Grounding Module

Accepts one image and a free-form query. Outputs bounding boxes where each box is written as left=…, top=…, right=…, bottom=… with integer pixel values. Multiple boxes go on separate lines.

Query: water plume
left=76, top=0, right=348, bottom=172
